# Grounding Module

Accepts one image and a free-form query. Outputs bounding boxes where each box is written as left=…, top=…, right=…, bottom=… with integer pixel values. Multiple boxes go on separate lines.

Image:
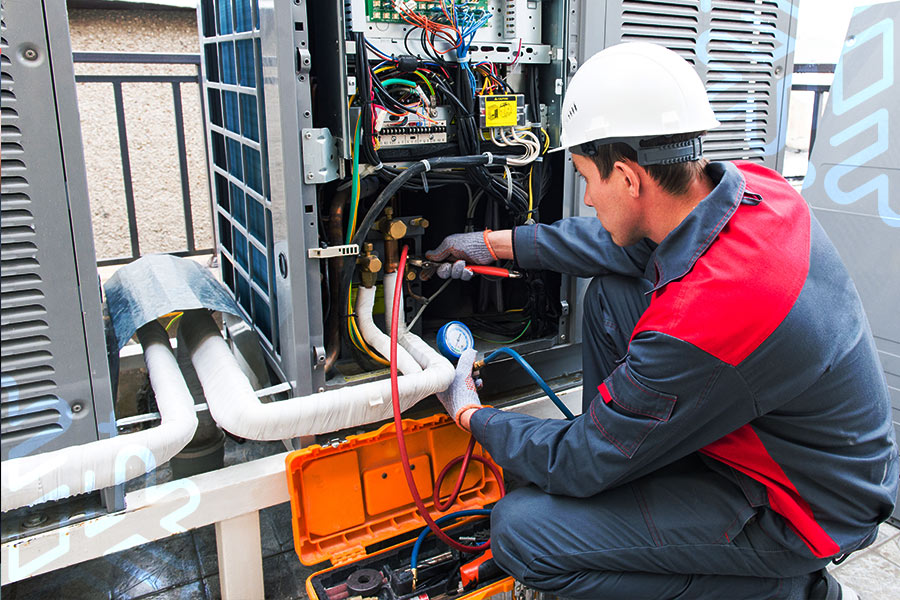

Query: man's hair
left=590, top=131, right=709, bottom=196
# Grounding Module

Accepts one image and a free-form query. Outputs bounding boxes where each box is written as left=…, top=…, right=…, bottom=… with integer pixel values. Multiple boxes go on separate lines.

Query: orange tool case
left=285, top=414, right=523, bottom=600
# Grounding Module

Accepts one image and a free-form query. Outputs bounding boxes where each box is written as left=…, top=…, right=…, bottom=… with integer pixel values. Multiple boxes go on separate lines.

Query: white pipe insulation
left=180, top=299, right=455, bottom=440
left=382, top=272, right=448, bottom=383
left=355, top=284, right=421, bottom=375
left=382, top=272, right=409, bottom=337
left=1, top=322, right=198, bottom=513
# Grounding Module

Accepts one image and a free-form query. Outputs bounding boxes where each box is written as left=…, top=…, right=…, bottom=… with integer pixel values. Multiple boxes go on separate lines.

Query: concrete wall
left=68, top=9, right=213, bottom=262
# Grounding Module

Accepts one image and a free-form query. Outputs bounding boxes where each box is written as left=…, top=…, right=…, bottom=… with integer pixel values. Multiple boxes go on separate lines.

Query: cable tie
left=421, top=159, right=432, bottom=172
left=421, top=171, right=430, bottom=193
left=483, top=152, right=494, bottom=165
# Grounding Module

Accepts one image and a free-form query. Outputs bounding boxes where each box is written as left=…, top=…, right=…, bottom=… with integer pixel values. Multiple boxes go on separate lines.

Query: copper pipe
left=323, top=187, right=350, bottom=374
left=384, top=238, right=399, bottom=274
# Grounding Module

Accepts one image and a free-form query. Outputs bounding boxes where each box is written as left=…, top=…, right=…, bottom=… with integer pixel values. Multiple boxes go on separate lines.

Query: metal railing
left=70, top=57, right=833, bottom=264
left=791, top=63, right=836, bottom=155
left=73, top=52, right=214, bottom=267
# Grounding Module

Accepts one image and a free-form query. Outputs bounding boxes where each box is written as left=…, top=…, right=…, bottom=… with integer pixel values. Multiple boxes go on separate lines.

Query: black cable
left=340, top=154, right=508, bottom=321
left=422, top=28, right=441, bottom=64
left=403, top=27, right=417, bottom=57
left=354, top=32, right=382, bottom=168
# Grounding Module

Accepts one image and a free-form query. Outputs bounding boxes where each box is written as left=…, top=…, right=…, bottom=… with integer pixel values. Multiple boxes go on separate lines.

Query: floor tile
left=263, top=551, right=313, bottom=599
left=109, top=534, right=201, bottom=600
left=202, top=576, right=220, bottom=600
left=260, top=505, right=287, bottom=558
left=199, top=552, right=316, bottom=599
left=875, top=522, right=900, bottom=545
left=877, top=538, right=900, bottom=567
left=1, top=557, right=116, bottom=599
left=262, top=502, right=296, bottom=553
left=133, top=580, right=206, bottom=600
left=224, top=438, right=285, bottom=466
left=831, top=551, right=900, bottom=599
left=192, top=525, right=219, bottom=578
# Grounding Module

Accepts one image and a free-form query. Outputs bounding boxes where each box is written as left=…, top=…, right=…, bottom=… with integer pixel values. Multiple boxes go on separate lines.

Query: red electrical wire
left=390, top=245, right=504, bottom=554
left=510, top=38, right=523, bottom=69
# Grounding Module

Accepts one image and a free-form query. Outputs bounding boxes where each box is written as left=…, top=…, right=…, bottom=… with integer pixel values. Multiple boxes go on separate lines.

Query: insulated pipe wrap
left=356, top=286, right=421, bottom=375
left=1, top=322, right=199, bottom=512
left=180, top=311, right=454, bottom=441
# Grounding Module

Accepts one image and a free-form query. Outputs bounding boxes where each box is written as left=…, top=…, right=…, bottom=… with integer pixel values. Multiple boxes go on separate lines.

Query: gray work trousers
left=489, top=275, right=831, bottom=599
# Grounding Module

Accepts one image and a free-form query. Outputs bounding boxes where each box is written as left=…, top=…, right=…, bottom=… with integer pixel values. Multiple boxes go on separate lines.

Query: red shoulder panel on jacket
left=631, top=161, right=811, bottom=366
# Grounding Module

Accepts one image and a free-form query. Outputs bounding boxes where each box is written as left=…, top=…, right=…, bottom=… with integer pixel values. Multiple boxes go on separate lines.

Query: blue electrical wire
left=448, top=1, right=491, bottom=96
left=365, top=39, right=395, bottom=61
left=483, top=347, right=577, bottom=421
left=410, top=509, right=492, bottom=572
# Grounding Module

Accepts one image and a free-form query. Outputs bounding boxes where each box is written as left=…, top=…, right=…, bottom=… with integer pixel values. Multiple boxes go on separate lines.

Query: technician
left=427, top=42, right=898, bottom=600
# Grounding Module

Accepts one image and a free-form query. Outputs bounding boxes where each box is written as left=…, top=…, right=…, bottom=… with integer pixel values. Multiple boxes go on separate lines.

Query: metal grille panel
left=608, top=0, right=796, bottom=169
left=1, top=0, right=115, bottom=461
left=0, top=17, right=64, bottom=448
left=199, top=0, right=278, bottom=351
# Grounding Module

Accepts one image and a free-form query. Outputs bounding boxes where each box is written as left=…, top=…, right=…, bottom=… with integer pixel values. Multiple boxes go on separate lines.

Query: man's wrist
left=486, top=230, right=513, bottom=261
left=458, top=406, right=482, bottom=432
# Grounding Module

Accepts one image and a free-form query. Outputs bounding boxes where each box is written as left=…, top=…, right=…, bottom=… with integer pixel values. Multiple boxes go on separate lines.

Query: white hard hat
left=555, top=42, right=720, bottom=164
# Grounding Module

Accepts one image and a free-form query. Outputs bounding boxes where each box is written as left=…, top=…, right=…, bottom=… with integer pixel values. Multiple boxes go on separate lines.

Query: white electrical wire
left=498, top=127, right=540, bottom=166
left=407, top=278, right=453, bottom=330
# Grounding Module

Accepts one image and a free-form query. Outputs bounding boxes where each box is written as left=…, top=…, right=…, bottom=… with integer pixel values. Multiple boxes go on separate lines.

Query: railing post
left=172, top=82, right=196, bottom=253
left=809, top=91, right=823, bottom=154
left=73, top=52, right=216, bottom=266
left=112, top=80, right=141, bottom=261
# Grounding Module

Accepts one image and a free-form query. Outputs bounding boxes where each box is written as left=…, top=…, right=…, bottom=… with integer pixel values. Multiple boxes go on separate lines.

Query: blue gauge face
left=437, top=321, right=474, bottom=360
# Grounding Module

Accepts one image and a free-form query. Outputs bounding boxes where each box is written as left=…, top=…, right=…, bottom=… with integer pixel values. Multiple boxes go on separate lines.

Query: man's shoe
left=807, top=568, right=860, bottom=600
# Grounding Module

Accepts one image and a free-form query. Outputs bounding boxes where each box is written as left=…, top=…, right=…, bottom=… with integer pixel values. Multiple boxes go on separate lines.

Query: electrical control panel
left=198, top=0, right=798, bottom=412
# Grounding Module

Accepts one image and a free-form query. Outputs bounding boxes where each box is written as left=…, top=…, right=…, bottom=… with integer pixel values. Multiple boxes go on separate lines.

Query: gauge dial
left=437, top=321, right=475, bottom=360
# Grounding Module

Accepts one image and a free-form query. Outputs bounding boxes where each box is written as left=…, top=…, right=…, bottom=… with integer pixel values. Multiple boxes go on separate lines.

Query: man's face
left=572, top=154, right=643, bottom=247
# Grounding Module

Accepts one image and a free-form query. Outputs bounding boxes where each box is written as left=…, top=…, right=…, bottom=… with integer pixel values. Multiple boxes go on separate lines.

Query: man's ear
left=614, top=160, right=641, bottom=199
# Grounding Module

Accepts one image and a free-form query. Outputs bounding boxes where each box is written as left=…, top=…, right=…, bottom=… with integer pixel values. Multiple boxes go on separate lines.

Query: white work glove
left=426, top=231, right=497, bottom=264
left=436, top=349, right=483, bottom=425
left=426, top=231, right=498, bottom=280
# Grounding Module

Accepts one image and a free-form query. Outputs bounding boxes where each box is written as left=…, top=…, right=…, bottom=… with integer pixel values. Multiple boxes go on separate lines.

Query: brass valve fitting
left=377, top=207, right=408, bottom=240
left=358, top=243, right=382, bottom=288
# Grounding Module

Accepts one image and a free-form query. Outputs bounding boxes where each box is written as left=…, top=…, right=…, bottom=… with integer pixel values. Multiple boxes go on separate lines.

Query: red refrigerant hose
left=390, top=244, right=504, bottom=553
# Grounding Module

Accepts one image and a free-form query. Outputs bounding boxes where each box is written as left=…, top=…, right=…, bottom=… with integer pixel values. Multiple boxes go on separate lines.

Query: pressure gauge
left=436, top=321, right=475, bottom=361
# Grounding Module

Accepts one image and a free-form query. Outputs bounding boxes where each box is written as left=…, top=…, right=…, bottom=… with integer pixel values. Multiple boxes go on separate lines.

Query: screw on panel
left=23, top=48, right=38, bottom=61
left=23, top=513, right=48, bottom=529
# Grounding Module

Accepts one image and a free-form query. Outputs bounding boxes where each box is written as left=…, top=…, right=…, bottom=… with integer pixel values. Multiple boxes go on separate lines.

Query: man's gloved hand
left=425, top=231, right=498, bottom=281
left=426, top=231, right=498, bottom=264
left=436, top=348, right=482, bottom=426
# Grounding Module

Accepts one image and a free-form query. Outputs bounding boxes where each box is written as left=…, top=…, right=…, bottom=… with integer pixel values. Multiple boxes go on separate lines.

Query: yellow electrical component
left=479, top=94, right=525, bottom=129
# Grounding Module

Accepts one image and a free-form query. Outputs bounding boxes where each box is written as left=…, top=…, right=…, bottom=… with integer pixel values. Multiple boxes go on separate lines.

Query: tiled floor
left=831, top=523, right=900, bottom=599
left=3, top=433, right=899, bottom=599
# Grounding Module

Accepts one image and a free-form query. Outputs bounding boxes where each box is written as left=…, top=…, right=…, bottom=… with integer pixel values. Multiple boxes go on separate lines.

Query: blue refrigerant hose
left=408, top=348, right=574, bottom=573
left=410, top=509, right=492, bottom=572
left=482, top=347, right=577, bottom=421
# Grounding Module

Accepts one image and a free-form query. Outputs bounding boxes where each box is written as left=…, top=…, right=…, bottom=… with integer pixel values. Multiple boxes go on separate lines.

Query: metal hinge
left=296, top=48, right=311, bottom=74
left=301, top=128, right=339, bottom=184
left=308, top=244, right=359, bottom=259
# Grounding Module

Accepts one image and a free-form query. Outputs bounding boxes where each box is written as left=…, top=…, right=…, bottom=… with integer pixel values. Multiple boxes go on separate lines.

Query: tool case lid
left=286, top=414, right=503, bottom=566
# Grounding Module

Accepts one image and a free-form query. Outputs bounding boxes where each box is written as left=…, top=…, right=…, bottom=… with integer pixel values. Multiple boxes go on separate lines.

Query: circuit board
left=366, top=0, right=490, bottom=24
